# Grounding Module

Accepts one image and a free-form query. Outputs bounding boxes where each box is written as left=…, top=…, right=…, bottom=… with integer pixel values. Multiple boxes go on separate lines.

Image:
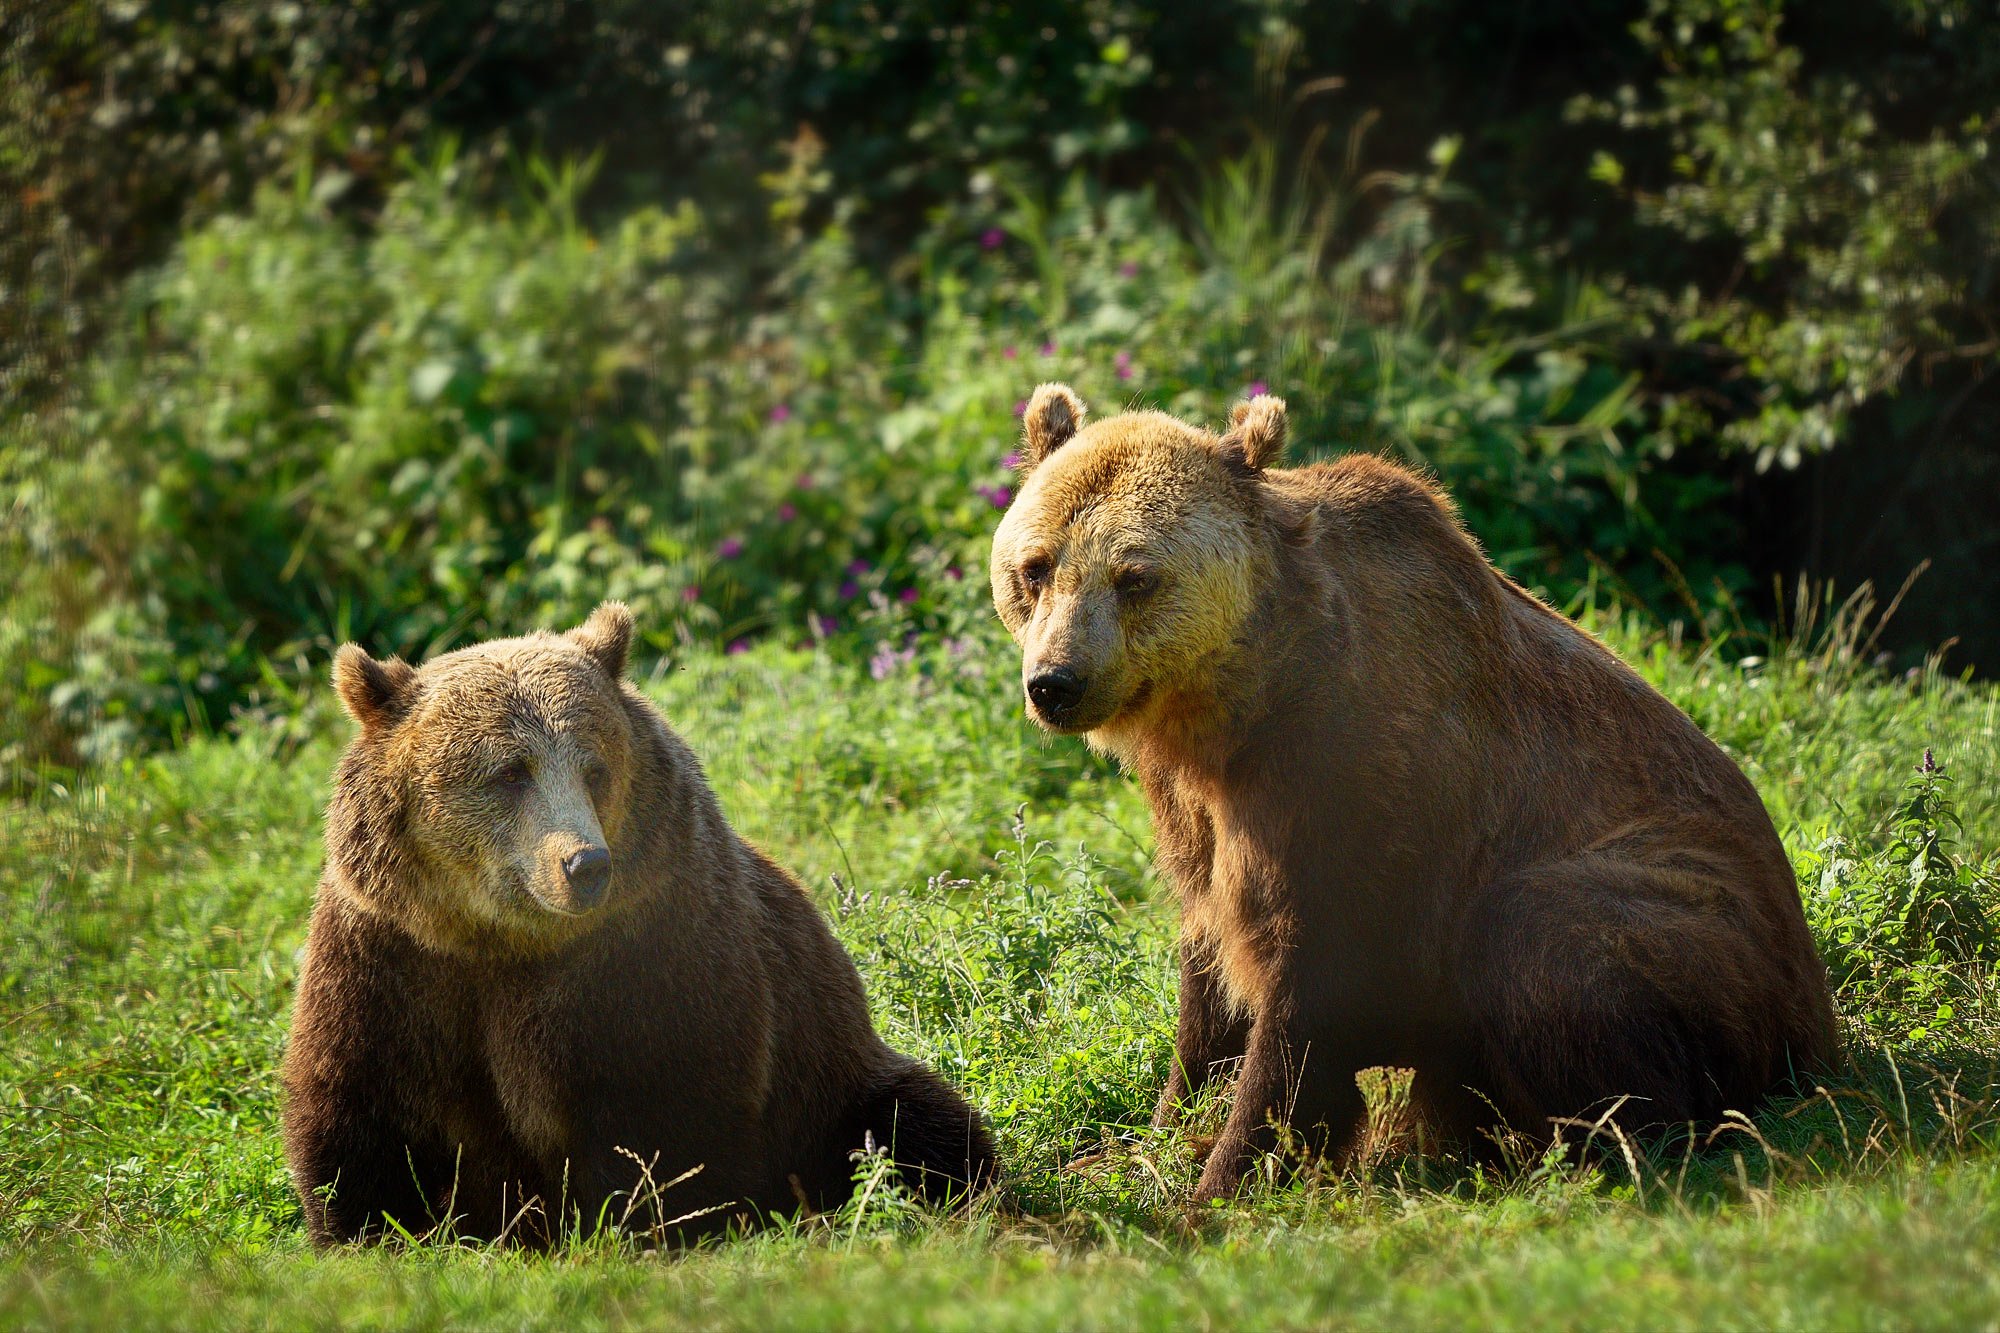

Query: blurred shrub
left=16, top=151, right=693, bottom=760
left=0, top=0, right=1253, bottom=410
left=7, top=0, right=2000, bottom=771
left=1567, top=0, right=2000, bottom=471
left=8, top=143, right=1757, bottom=771
left=20, top=0, right=1991, bottom=467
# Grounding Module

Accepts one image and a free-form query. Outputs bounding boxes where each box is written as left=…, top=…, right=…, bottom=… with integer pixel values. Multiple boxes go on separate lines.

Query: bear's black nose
left=563, top=845, right=612, bottom=909
left=1027, top=666, right=1087, bottom=718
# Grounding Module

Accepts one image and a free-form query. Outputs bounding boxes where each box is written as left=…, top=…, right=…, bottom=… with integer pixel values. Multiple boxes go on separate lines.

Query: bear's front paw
left=1192, top=1133, right=1250, bottom=1205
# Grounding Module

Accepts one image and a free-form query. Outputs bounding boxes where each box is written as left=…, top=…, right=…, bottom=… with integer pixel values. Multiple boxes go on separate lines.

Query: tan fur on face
left=990, top=394, right=1275, bottom=750
left=327, top=626, right=637, bottom=953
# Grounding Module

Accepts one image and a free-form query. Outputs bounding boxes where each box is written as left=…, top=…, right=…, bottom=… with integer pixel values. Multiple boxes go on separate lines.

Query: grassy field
left=3, top=609, right=1998, bottom=1331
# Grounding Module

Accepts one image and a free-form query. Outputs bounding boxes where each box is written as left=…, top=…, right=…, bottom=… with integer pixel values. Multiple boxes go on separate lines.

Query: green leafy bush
left=12, top=146, right=1764, bottom=771
left=10, top=0, right=2000, bottom=771
left=1803, top=751, right=2000, bottom=1042
left=1567, top=0, right=2000, bottom=471
left=15, top=152, right=705, bottom=762
left=1, top=0, right=1248, bottom=412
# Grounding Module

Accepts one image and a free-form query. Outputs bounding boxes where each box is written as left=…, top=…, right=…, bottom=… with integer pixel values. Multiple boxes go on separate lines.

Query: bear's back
left=1263, top=451, right=1787, bottom=882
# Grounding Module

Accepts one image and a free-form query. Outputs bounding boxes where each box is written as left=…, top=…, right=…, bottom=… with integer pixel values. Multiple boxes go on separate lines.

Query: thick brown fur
left=990, top=389, right=1837, bottom=1201
left=283, top=603, right=994, bottom=1246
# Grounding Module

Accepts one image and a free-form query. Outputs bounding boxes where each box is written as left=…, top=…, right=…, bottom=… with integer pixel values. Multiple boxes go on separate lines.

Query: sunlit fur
left=286, top=604, right=995, bottom=1247
left=991, top=406, right=1273, bottom=750
left=328, top=615, right=638, bottom=953
left=991, top=386, right=1837, bottom=1204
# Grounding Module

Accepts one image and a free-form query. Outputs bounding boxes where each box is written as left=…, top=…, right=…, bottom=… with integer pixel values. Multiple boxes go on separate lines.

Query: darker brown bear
left=282, top=603, right=994, bottom=1246
left=989, top=384, right=1836, bottom=1202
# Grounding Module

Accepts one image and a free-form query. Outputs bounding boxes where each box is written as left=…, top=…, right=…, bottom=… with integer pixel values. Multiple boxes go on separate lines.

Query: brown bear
left=988, top=383, right=1836, bottom=1202
left=281, top=603, right=995, bottom=1246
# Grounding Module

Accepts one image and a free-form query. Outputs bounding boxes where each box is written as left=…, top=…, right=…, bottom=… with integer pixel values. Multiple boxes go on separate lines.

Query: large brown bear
left=282, top=603, right=994, bottom=1246
left=988, top=384, right=1836, bottom=1202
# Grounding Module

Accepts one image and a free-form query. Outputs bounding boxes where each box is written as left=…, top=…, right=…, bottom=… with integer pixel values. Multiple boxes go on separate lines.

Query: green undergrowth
left=2, top=614, right=1998, bottom=1328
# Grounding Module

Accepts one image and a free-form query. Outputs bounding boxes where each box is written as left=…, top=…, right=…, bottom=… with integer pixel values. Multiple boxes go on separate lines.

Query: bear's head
left=326, top=601, right=644, bottom=951
left=989, top=383, right=1291, bottom=746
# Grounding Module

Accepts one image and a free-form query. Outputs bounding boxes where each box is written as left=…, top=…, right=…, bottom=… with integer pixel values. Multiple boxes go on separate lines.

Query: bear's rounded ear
left=1218, top=394, right=1289, bottom=472
left=1020, top=382, right=1088, bottom=467
left=569, top=600, right=635, bottom=679
left=333, top=645, right=416, bottom=732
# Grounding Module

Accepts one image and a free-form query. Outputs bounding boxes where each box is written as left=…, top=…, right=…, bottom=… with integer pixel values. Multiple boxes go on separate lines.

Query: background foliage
left=5, top=0, right=1998, bottom=768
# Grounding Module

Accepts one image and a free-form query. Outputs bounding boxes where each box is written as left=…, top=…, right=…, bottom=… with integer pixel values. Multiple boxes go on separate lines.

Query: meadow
left=3, top=606, right=1997, bottom=1331
left=6, top=5, right=2000, bottom=1324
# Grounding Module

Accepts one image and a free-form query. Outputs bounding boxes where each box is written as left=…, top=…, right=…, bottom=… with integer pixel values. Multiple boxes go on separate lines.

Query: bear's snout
left=561, top=845, right=613, bottom=912
left=1026, top=664, right=1089, bottom=724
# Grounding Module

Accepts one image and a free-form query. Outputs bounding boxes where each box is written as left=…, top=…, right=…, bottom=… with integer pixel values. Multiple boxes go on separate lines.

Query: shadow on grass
left=999, top=1036, right=2000, bottom=1245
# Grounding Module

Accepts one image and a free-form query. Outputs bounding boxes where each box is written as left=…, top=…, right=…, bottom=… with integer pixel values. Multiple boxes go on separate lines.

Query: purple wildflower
left=1247, top=380, right=1268, bottom=398
left=1012, top=399, right=1028, bottom=417
left=1002, top=345, right=1018, bottom=360
left=975, top=484, right=1013, bottom=510
left=1039, top=340, right=1056, bottom=356
left=869, top=641, right=918, bottom=681
left=1003, top=450, right=1021, bottom=469
left=717, top=536, right=744, bottom=559
left=682, top=585, right=701, bottom=603
left=1114, top=350, right=1131, bottom=368
left=945, top=566, right=963, bottom=581
left=899, top=587, right=919, bottom=604
left=1119, top=260, right=1138, bottom=278
left=839, top=580, right=859, bottom=599
left=847, top=558, right=871, bottom=576
left=727, top=639, right=751, bottom=655
left=795, top=472, right=814, bottom=490
left=981, top=227, right=1005, bottom=249
left=769, top=404, right=792, bottom=424
left=778, top=502, right=798, bottom=522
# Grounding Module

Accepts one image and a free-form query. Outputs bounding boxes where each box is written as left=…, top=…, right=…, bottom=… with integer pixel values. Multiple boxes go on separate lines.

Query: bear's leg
left=289, top=1104, right=515, bottom=1246
left=1153, top=931, right=1253, bottom=1130
left=1193, top=1008, right=1364, bottom=1203
left=1454, top=860, right=1802, bottom=1144
left=849, top=1061, right=998, bottom=1207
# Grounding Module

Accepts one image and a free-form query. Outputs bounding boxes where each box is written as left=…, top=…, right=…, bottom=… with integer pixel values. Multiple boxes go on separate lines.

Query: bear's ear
left=1019, top=382, right=1088, bottom=467
left=333, top=645, right=416, bottom=732
left=1218, top=394, right=1289, bottom=472
left=569, top=600, right=635, bottom=679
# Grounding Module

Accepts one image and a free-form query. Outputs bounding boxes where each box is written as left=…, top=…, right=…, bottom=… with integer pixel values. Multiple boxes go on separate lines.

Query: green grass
left=3, top=612, right=1998, bottom=1330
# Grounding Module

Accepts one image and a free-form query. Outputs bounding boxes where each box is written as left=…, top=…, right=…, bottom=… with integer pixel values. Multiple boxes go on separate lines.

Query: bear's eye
left=582, top=758, right=610, bottom=792
left=490, top=758, right=532, bottom=791
left=1019, top=556, right=1052, bottom=593
left=1115, top=567, right=1161, bottom=598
